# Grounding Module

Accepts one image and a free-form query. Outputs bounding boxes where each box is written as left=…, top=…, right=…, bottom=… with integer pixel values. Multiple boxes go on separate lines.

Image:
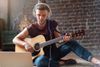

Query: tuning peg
left=80, top=29, right=85, bottom=36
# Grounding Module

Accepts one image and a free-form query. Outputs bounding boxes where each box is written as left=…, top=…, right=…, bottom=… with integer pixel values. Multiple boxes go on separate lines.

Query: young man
left=13, top=3, right=100, bottom=67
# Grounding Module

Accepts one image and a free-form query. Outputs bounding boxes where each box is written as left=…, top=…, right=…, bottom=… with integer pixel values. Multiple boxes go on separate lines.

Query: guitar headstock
left=69, top=29, right=85, bottom=39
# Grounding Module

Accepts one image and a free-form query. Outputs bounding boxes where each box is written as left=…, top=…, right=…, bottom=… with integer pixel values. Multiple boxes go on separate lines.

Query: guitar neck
left=40, top=36, right=64, bottom=48
left=37, top=29, right=85, bottom=48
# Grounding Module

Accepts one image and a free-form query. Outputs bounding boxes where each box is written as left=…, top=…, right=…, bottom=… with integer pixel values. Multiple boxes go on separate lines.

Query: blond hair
left=33, top=3, right=52, bottom=17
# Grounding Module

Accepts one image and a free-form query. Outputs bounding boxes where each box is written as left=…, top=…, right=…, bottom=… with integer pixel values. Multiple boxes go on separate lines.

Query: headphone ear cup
left=32, top=9, right=36, bottom=17
left=48, top=11, right=52, bottom=18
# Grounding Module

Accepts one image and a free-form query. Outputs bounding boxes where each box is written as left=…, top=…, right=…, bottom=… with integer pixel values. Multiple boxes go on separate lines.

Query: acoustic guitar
left=15, top=30, right=85, bottom=60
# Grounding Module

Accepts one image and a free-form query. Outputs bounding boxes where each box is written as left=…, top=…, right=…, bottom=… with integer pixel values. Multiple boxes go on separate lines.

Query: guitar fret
left=40, top=36, right=63, bottom=48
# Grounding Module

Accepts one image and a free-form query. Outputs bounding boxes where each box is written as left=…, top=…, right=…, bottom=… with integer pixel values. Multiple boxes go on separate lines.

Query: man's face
left=35, top=9, right=49, bottom=25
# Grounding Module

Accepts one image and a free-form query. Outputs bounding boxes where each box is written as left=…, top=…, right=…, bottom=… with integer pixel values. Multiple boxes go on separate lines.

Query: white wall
left=0, top=0, right=8, bottom=24
left=10, top=0, right=27, bottom=29
left=0, top=0, right=28, bottom=29
left=0, top=0, right=37, bottom=30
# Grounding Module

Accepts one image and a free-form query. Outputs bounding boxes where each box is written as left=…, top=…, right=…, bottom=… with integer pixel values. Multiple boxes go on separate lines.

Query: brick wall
left=15, top=0, right=100, bottom=54
left=46, top=0, right=100, bottom=54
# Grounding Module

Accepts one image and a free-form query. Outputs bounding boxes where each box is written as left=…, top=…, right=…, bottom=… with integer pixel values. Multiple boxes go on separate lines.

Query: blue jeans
left=34, top=40, right=93, bottom=67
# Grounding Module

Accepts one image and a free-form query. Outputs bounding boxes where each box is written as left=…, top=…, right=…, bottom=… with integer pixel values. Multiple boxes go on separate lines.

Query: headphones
left=32, top=3, right=52, bottom=18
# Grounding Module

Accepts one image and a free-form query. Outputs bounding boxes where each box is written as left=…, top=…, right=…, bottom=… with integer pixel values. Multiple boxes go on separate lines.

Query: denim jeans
left=34, top=40, right=93, bottom=67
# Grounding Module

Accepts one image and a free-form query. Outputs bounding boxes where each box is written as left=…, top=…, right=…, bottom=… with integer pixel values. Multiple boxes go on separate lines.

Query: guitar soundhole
left=34, top=43, right=40, bottom=50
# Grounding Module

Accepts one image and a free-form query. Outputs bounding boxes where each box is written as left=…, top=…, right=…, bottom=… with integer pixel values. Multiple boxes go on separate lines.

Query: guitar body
left=15, top=30, right=85, bottom=60
left=15, top=35, right=45, bottom=59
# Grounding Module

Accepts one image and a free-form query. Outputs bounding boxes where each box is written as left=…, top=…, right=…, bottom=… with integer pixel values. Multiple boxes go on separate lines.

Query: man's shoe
left=59, top=59, right=77, bottom=65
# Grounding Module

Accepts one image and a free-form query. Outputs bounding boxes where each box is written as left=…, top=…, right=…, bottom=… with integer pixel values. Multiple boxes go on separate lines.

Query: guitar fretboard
left=40, top=36, right=64, bottom=48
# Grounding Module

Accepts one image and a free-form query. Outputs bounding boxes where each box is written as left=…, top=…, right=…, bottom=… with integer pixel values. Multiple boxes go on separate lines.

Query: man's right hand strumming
left=24, top=42, right=34, bottom=53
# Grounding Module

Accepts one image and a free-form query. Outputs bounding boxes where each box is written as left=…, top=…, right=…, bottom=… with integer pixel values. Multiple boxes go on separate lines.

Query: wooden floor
left=33, top=62, right=94, bottom=67
left=34, top=52, right=100, bottom=67
left=59, top=52, right=100, bottom=67
left=59, top=60, right=93, bottom=67
left=60, top=63, right=100, bottom=67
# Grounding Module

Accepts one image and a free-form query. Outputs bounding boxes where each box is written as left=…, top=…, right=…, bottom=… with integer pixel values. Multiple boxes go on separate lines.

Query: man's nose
left=40, top=16, right=43, bottom=19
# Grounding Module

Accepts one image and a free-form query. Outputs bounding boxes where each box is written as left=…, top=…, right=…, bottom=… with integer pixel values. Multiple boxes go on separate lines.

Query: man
left=13, top=3, right=100, bottom=67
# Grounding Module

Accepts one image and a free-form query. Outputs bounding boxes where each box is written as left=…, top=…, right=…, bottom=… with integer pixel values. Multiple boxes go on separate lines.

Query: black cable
left=48, top=21, right=52, bottom=67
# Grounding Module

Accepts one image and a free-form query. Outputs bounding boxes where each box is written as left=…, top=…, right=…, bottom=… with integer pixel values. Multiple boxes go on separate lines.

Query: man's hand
left=63, top=33, right=71, bottom=42
left=24, top=42, right=34, bottom=53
